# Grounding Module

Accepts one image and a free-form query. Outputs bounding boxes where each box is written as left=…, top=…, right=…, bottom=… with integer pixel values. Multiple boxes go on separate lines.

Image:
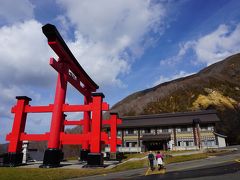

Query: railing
left=105, top=146, right=141, bottom=153
left=173, top=145, right=219, bottom=151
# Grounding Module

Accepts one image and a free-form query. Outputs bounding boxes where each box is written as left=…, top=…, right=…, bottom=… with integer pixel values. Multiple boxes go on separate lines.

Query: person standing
left=156, top=151, right=164, bottom=170
left=148, top=151, right=155, bottom=171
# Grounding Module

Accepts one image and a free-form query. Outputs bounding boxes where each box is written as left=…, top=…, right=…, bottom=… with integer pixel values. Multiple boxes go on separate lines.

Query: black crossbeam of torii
left=42, top=24, right=99, bottom=97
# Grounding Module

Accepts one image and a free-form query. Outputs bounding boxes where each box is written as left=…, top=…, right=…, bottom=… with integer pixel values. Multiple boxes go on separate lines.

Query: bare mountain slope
left=110, top=53, right=240, bottom=116
left=110, top=53, right=240, bottom=145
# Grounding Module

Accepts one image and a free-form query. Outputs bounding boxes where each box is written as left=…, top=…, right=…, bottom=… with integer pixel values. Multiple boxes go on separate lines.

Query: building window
left=178, top=141, right=185, bottom=146
left=126, top=129, right=135, bottom=135
left=117, top=130, right=122, bottom=136
left=126, top=142, right=137, bottom=147
left=151, top=129, right=155, bottom=134
left=132, top=142, right=137, bottom=147
left=209, top=140, right=215, bottom=146
left=176, top=128, right=181, bottom=132
left=162, top=128, right=168, bottom=133
left=157, top=129, right=162, bottom=134
left=144, top=129, right=151, bottom=134
left=180, top=127, right=188, bottom=132
left=186, top=141, right=194, bottom=146
left=201, top=125, right=214, bottom=131
left=178, top=140, right=194, bottom=147
left=200, top=125, right=208, bottom=131
left=208, top=126, right=214, bottom=131
left=202, top=140, right=215, bottom=147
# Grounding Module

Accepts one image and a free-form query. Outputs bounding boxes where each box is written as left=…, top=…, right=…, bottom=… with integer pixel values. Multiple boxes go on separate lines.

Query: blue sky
left=1, top=0, right=240, bottom=143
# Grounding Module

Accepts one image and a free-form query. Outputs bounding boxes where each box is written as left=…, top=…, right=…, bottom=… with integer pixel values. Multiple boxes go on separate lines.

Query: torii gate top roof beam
left=42, top=24, right=99, bottom=92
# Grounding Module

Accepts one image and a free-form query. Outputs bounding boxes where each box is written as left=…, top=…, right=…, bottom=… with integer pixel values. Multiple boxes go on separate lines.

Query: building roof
left=213, top=132, right=227, bottom=138
left=118, top=110, right=220, bottom=129
left=140, top=133, right=171, bottom=141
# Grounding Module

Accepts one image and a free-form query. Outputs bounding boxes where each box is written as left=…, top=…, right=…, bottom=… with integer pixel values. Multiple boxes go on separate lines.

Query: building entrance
left=141, top=133, right=171, bottom=151
left=144, top=140, right=168, bottom=151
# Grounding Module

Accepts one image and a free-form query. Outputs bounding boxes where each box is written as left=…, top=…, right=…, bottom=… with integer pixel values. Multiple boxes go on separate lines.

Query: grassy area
left=122, top=152, right=147, bottom=161
left=0, top=168, right=109, bottom=180
left=165, top=150, right=199, bottom=155
left=164, top=153, right=208, bottom=164
left=205, top=149, right=232, bottom=156
left=0, top=151, right=223, bottom=180
left=65, top=156, right=78, bottom=161
left=0, top=160, right=149, bottom=180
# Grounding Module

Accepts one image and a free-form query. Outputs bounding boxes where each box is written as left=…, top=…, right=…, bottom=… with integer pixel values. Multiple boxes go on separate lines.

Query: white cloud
left=194, top=23, right=240, bottom=65
left=0, top=0, right=34, bottom=24
left=57, top=0, right=167, bottom=87
left=0, top=84, right=41, bottom=118
left=0, top=83, right=43, bottom=143
left=0, top=20, right=54, bottom=87
left=67, top=33, right=130, bottom=87
left=160, top=23, right=240, bottom=67
left=57, top=0, right=165, bottom=44
left=0, top=19, right=57, bottom=143
left=153, top=71, right=194, bottom=86
left=160, top=41, right=195, bottom=66
left=0, top=19, right=56, bottom=122
left=156, top=23, right=240, bottom=89
left=178, top=41, right=195, bottom=57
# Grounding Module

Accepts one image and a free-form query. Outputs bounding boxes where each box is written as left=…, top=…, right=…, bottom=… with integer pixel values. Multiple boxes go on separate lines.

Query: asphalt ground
left=76, top=146, right=240, bottom=180
left=136, top=160, right=240, bottom=180
left=77, top=159, right=240, bottom=180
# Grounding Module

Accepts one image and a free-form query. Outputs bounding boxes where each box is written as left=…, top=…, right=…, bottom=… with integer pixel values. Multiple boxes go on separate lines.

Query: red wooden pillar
left=196, top=123, right=201, bottom=149
left=87, top=93, right=104, bottom=166
left=48, top=61, right=68, bottom=149
left=79, top=96, right=92, bottom=161
left=193, top=118, right=201, bottom=149
left=59, top=114, right=67, bottom=149
left=110, top=113, right=118, bottom=153
left=8, top=96, right=31, bottom=152
left=82, top=96, right=92, bottom=150
left=4, top=96, right=31, bottom=166
left=42, top=60, right=68, bottom=167
left=90, top=93, right=104, bottom=153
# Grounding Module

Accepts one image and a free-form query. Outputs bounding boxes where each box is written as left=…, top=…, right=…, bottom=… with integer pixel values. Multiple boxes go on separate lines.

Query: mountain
left=110, top=53, right=240, bottom=145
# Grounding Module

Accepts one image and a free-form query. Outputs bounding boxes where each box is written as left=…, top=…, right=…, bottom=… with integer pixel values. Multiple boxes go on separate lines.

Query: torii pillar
left=41, top=60, right=68, bottom=168
left=87, top=93, right=105, bottom=166
left=79, top=96, right=92, bottom=161
left=3, top=96, right=31, bottom=166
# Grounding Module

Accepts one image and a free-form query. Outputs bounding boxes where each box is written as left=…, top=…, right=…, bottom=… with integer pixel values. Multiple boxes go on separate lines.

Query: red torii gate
left=3, top=24, right=122, bottom=167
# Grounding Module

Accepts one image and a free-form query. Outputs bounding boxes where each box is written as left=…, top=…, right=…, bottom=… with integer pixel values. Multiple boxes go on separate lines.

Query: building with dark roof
left=105, top=110, right=226, bottom=152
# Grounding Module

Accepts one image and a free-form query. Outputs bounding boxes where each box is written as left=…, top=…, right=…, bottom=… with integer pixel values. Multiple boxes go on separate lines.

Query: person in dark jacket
left=148, top=151, right=155, bottom=171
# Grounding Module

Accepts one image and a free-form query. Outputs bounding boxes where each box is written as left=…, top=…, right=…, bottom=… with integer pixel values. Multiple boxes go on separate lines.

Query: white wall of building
left=218, top=136, right=226, bottom=147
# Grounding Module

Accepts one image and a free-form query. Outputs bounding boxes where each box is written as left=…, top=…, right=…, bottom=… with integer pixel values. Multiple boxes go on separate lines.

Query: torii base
left=79, top=149, right=89, bottom=161
left=2, top=152, right=23, bottom=167
left=87, top=153, right=103, bottom=166
left=40, top=149, right=63, bottom=168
